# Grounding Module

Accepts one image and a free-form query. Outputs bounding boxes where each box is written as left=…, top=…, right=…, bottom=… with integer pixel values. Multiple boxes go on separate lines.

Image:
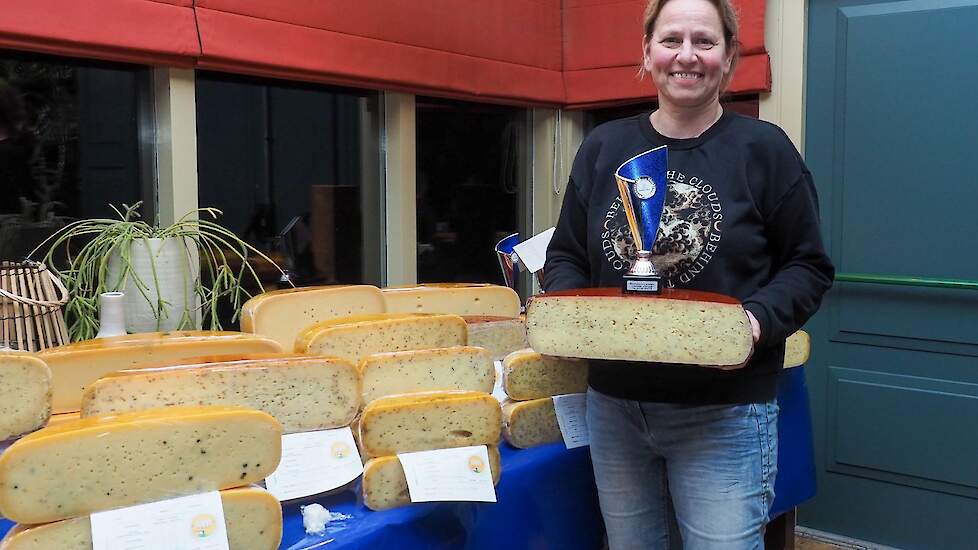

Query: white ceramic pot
left=106, top=237, right=199, bottom=333
left=95, top=291, right=127, bottom=338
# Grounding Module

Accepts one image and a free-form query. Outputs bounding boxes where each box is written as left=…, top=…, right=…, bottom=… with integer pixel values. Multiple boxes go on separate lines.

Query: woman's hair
left=639, top=0, right=741, bottom=89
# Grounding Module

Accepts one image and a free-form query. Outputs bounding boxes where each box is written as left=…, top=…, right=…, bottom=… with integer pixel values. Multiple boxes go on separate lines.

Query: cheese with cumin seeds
left=525, top=288, right=752, bottom=367
left=240, top=285, right=385, bottom=350
left=0, top=486, right=282, bottom=550
left=0, top=406, right=282, bottom=524
left=362, top=446, right=502, bottom=511
left=382, top=284, right=521, bottom=317
left=359, top=346, right=494, bottom=405
left=80, top=354, right=360, bottom=433
left=502, top=398, right=563, bottom=449
left=38, top=331, right=282, bottom=414
left=359, top=391, right=501, bottom=456
left=0, top=352, right=51, bottom=440
left=295, top=313, right=467, bottom=364
left=784, top=330, right=810, bottom=368
left=502, top=349, right=588, bottom=401
left=463, top=316, right=528, bottom=361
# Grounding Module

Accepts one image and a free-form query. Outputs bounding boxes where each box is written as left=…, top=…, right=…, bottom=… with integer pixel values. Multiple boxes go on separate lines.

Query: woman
left=542, top=0, right=834, bottom=548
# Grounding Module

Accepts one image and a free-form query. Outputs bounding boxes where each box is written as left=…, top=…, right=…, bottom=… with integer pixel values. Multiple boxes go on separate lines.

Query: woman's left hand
left=745, top=309, right=761, bottom=344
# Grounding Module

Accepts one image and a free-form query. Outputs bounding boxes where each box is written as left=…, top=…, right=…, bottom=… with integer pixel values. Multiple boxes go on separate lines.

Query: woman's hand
left=745, top=309, right=761, bottom=344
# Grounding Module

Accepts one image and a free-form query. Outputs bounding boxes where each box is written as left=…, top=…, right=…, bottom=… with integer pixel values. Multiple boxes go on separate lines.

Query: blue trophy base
left=623, top=274, right=662, bottom=295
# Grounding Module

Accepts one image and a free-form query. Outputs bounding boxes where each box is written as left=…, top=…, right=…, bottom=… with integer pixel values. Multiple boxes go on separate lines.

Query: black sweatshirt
left=543, top=110, right=834, bottom=404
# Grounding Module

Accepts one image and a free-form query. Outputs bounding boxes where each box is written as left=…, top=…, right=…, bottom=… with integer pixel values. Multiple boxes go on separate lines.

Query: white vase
left=95, top=291, right=127, bottom=338
left=106, top=237, right=199, bottom=333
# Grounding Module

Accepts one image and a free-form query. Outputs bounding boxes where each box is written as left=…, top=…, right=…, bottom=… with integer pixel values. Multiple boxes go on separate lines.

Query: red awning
left=0, top=0, right=200, bottom=67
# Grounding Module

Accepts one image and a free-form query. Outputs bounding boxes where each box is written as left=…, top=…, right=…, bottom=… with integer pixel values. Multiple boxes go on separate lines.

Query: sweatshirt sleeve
left=742, top=169, right=835, bottom=349
left=542, top=178, right=591, bottom=291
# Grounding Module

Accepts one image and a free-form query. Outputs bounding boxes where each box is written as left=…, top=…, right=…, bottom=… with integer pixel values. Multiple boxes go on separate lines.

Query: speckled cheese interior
left=0, top=353, right=51, bottom=440
left=381, top=285, right=520, bottom=317
left=359, top=346, right=494, bottom=405
left=502, top=350, right=588, bottom=401
left=783, top=330, right=810, bottom=368
left=299, top=316, right=467, bottom=365
left=464, top=318, right=528, bottom=361
left=502, top=398, right=562, bottom=449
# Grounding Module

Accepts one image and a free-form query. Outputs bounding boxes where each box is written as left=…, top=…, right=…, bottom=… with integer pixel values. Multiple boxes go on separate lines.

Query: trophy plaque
left=615, top=145, right=668, bottom=295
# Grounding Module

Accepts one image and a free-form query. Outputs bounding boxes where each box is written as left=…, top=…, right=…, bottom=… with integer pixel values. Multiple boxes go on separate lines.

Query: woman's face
left=643, top=0, right=733, bottom=111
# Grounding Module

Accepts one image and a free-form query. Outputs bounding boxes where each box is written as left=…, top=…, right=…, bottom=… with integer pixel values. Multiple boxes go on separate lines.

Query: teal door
left=804, top=1, right=978, bottom=548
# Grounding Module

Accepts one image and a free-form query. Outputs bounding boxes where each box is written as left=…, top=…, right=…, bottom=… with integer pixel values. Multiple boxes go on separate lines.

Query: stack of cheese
left=0, top=352, right=52, bottom=442
left=500, top=350, right=588, bottom=449
left=0, top=406, right=284, bottom=550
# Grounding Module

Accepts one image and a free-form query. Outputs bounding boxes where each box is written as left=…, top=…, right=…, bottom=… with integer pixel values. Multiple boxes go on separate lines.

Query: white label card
left=512, top=227, right=555, bottom=273
left=90, top=491, right=229, bottom=550
left=265, top=428, right=363, bottom=501
left=552, top=393, right=589, bottom=449
left=398, top=445, right=497, bottom=503
left=492, top=360, right=508, bottom=402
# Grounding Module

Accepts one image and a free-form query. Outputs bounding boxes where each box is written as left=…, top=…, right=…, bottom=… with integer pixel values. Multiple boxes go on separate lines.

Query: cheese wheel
left=80, top=354, right=360, bottom=432
left=0, top=406, right=282, bottom=524
left=295, top=313, right=467, bottom=364
left=360, top=391, right=501, bottom=456
left=502, top=398, right=562, bottom=449
left=502, top=349, right=588, bottom=401
left=38, top=332, right=283, bottom=414
left=0, top=353, right=52, bottom=440
left=240, top=285, right=385, bottom=349
left=45, top=412, right=79, bottom=428
left=0, top=486, right=282, bottom=550
left=463, top=316, right=529, bottom=361
left=382, top=284, right=521, bottom=317
left=784, top=330, right=810, bottom=368
left=525, top=289, right=752, bottom=367
left=362, top=446, right=502, bottom=511
left=359, top=346, right=494, bottom=405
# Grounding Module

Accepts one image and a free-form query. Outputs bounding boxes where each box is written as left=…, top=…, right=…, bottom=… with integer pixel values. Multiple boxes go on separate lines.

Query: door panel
left=805, top=1, right=978, bottom=548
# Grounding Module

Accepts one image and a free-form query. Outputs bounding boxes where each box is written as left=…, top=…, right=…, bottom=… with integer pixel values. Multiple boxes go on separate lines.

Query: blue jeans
left=587, top=387, right=778, bottom=550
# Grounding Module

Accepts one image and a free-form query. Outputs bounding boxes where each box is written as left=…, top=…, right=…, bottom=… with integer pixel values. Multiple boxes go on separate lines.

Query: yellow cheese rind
left=360, top=391, right=501, bottom=456
left=362, top=446, right=502, bottom=511
left=784, top=330, right=810, bottom=368
left=502, top=349, right=588, bottom=401
left=39, top=332, right=283, bottom=414
left=80, top=356, right=361, bottom=432
left=0, top=406, right=283, bottom=524
left=240, top=285, right=385, bottom=349
left=0, top=353, right=52, bottom=440
left=526, top=295, right=752, bottom=366
left=295, top=313, right=467, bottom=365
left=45, top=412, right=79, bottom=428
left=463, top=317, right=529, bottom=361
left=0, top=486, right=282, bottom=550
left=382, top=284, right=521, bottom=317
left=502, top=398, right=562, bottom=449
left=359, top=346, right=494, bottom=404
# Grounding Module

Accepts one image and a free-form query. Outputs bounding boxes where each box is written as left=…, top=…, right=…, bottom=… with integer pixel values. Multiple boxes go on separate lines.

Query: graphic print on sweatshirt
left=600, top=170, right=723, bottom=288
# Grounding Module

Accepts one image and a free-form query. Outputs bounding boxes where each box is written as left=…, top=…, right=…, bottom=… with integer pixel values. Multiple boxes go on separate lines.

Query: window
left=0, top=51, right=153, bottom=261
left=195, top=72, right=383, bottom=296
left=416, top=98, right=529, bottom=289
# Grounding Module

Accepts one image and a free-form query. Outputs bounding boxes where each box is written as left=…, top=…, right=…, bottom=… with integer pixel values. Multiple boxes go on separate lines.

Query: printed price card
left=90, top=491, right=229, bottom=550
left=552, top=393, right=589, bottom=449
left=492, top=360, right=508, bottom=402
left=265, top=428, right=363, bottom=501
left=398, top=445, right=497, bottom=503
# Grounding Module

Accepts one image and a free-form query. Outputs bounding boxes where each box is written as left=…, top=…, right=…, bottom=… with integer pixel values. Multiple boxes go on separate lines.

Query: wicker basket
left=0, top=260, right=69, bottom=351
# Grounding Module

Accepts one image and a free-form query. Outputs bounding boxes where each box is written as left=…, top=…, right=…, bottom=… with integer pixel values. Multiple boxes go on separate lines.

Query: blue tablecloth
left=0, top=368, right=815, bottom=546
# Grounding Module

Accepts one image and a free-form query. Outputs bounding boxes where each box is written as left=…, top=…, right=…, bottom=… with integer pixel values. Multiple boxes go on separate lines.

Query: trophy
left=615, top=145, right=668, bottom=294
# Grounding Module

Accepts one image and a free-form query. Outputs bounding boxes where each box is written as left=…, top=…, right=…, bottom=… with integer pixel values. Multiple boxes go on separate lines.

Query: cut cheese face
left=359, top=346, right=494, bottom=405
left=502, top=398, right=562, bottom=449
left=360, top=391, right=501, bottom=456
left=0, top=486, right=282, bottom=550
left=39, top=332, right=283, bottom=414
left=525, top=289, right=753, bottom=366
left=362, top=446, right=501, bottom=511
left=382, top=284, right=521, bottom=317
left=784, top=330, right=811, bottom=368
left=295, top=313, right=467, bottom=364
left=0, top=353, right=52, bottom=440
left=463, top=316, right=528, bottom=361
left=502, top=349, right=588, bottom=401
left=80, top=354, right=360, bottom=433
left=0, top=406, right=282, bottom=524
left=240, top=285, right=385, bottom=350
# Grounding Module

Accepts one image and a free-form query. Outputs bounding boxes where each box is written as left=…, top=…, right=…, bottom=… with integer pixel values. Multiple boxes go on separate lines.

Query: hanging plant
left=32, top=202, right=287, bottom=341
